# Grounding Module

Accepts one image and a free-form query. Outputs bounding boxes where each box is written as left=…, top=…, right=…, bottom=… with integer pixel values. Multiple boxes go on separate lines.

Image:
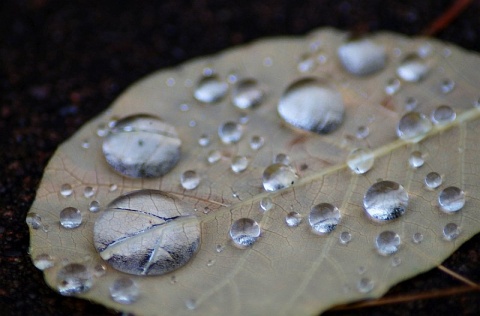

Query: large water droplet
left=408, top=151, right=424, bottom=168
left=431, top=105, right=456, bottom=125
left=285, top=211, right=302, bottom=227
left=110, top=277, right=139, bottom=304
left=231, top=156, right=249, bottom=173
left=218, top=121, right=243, bottom=144
left=262, top=163, right=298, bottom=192
left=26, top=213, right=43, bottom=230
left=93, top=190, right=200, bottom=276
left=375, top=231, right=401, bottom=256
left=396, top=54, right=429, bottom=82
left=33, top=253, right=55, bottom=270
left=59, top=207, right=82, bottom=229
left=308, top=203, right=341, bottom=235
left=337, top=39, right=386, bottom=76
left=56, top=263, right=93, bottom=296
left=363, top=181, right=408, bottom=222
left=194, top=75, right=228, bottom=103
left=232, top=79, right=265, bottom=109
left=438, top=186, right=465, bottom=213
left=424, top=172, right=442, bottom=189
left=229, top=218, right=261, bottom=248
left=277, top=78, right=345, bottom=134
left=180, top=170, right=201, bottom=190
left=102, top=115, right=181, bottom=178
left=60, top=183, right=73, bottom=197
left=443, top=223, right=460, bottom=241
left=347, top=148, right=374, bottom=174
left=396, top=112, right=432, bottom=142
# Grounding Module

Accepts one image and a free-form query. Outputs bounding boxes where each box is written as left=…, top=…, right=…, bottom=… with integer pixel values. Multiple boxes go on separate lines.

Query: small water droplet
left=273, top=153, right=290, bottom=165
left=166, top=77, right=175, bottom=87
left=170, top=275, right=177, bottom=284
left=277, top=78, right=345, bottom=134
left=216, top=244, right=225, bottom=253
left=60, top=184, right=73, bottom=197
left=262, top=163, right=298, bottom=192
left=263, top=57, right=273, bottom=67
left=308, top=203, right=341, bottom=235
left=198, top=134, right=210, bottom=147
left=33, top=253, right=55, bottom=270
left=185, top=298, right=197, bottom=310
left=405, top=97, right=418, bottom=111
left=397, top=112, right=432, bottom=142
left=259, top=197, right=273, bottom=212
left=81, top=139, right=90, bottom=149
left=443, top=223, right=460, bottom=241
left=285, top=211, right=302, bottom=227
left=363, top=180, right=408, bottom=222
left=231, top=156, right=249, bottom=173
left=194, top=75, right=228, bottom=103
left=431, top=105, right=456, bottom=125
left=238, top=113, right=249, bottom=124
left=229, top=218, right=261, bottom=248
left=102, top=115, right=181, bottom=178
left=412, top=232, right=424, bottom=244
left=206, top=259, right=215, bottom=267
left=356, top=126, right=370, bottom=139
left=97, top=123, right=109, bottom=137
left=408, top=151, right=424, bottom=168
left=357, top=278, right=374, bottom=293
left=83, top=186, right=95, bottom=198
left=188, top=120, right=197, bottom=127
left=109, top=184, right=118, bottom=192
left=180, top=170, right=201, bottom=190
left=438, top=186, right=465, bottom=213
left=385, top=78, right=401, bottom=95
left=440, top=79, right=455, bottom=94
left=59, top=207, right=82, bottom=229
left=179, top=103, right=190, bottom=112
left=218, top=121, right=243, bottom=144
left=249, top=135, right=265, bottom=150
left=56, top=263, right=93, bottom=296
left=339, top=231, right=352, bottom=245
left=474, top=97, right=480, bottom=109
left=425, top=172, right=442, bottom=189
left=232, top=79, right=265, bottom=109
left=357, top=266, right=367, bottom=275
left=207, top=150, right=222, bottom=164
left=93, top=263, right=106, bottom=277
left=347, top=148, right=374, bottom=174
left=89, top=200, right=101, bottom=212
left=391, top=256, right=402, bottom=267
left=375, top=231, right=401, bottom=256
left=110, top=277, right=139, bottom=304
left=337, top=39, right=386, bottom=76
left=297, top=53, right=316, bottom=73
left=26, top=213, right=43, bottom=230
left=396, top=54, right=429, bottom=82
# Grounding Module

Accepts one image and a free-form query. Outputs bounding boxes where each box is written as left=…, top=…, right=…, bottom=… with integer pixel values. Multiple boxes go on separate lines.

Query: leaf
left=27, top=28, right=480, bottom=315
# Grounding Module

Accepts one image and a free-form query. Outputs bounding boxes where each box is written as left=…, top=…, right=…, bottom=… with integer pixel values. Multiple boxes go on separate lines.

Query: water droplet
left=263, top=57, right=273, bottom=67
left=262, top=163, right=298, bottom=192
left=198, top=134, right=210, bottom=147
left=59, top=207, right=82, bottom=229
left=339, top=231, right=352, bottom=245
left=218, top=121, right=243, bottom=144
left=207, top=150, right=222, bottom=164
left=357, top=266, right=367, bottom=275
left=408, top=151, right=424, bottom=168
left=60, top=184, right=73, bottom=197
left=33, top=253, right=55, bottom=270
left=297, top=53, right=316, bottom=73
left=396, top=54, right=429, bottom=82
left=94, top=190, right=200, bottom=276
left=440, top=79, right=455, bottom=94
left=285, top=211, right=302, bottom=227
left=93, top=263, right=107, bottom=277
left=438, top=186, right=465, bottom=213
left=194, top=75, right=228, bottom=103
left=81, top=139, right=90, bottom=149
left=102, top=115, right=181, bottom=178
left=109, top=184, right=118, bottom=192
left=412, top=232, right=424, bottom=244
left=397, top=112, right=432, bottom=142
left=259, top=197, right=273, bottom=212
left=185, top=298, right=197, bottom=310
left=273, top=153, right=290, bottom=165
left=215, top=244, right=225, bottom=253
left=443, top=223, right=460, bottom=241
left=89, top=200, right=101, bottom=212
left=357, top=278, right=374, bottom=293
left=83, top=186, right=95, bottom=198
left=405, top=97, right=418, bottom=111
left=229, top=218, right=261, bottom=248
left=110, top=277, right=139, bottom=304
left=375, top=231, right=401, bottom=256
left=180, top=170, right=201, bottom=190
left=206, top=259, right=215, bottom=267
left=363, top=180, right=408, bottom=222
left=424, top=172, right=442, bottom=189
left=231, top=156, right=249, bottom=173
left=179, top=103, right=190, bottom=112
left=277, top=78, right=345, bottom=134
left=232, top=79, right=265, bottom=109
left=392, top=256, right=402, bottom=267
left=431, top=105, right=456, bottom=125
left=308, top=203, right=341, bottom=235
left=249, top=135, right=265, bottom=150
left=474, top=97, right=480, bottom=109
left=170, top=275, right=177, bottom=284
left=97, top=123, right=109, bottom=137
left=347, top=148, right=374, bottom=174
left=337, top=39, right=386, bottom=76
left=26, top=213, right=43, bottom=230
left=356, top=126, right=370, bottom=139
left=56, top=263, right=93, bottom=296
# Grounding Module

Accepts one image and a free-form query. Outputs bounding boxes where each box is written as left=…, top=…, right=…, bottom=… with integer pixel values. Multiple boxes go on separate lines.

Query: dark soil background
left=1, top=0, right=480, bottom=315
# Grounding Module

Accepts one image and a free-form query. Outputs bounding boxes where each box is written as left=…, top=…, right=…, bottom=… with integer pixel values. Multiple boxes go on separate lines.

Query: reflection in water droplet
left=339, top=231, right=352, bottom=245
left=385, top=78, right=401, bottom=95
left=357, top=278, right=374, bottom=293
left=194, top=76, right=228, bottom=103
left=440, top=79, right=455, bottom=94
left=33, top=253, right=55, bottom=270
left=57, top=263, right=93, bottom=296
left=83, top=186, right=95, bottom=198
left=412, top=232, right=424, bottom=244
left=397, top=112, right=432, bottom=142
left=431, top=105, right=456, bottom=125
left=250, top=135, right=265, bottom=150
left=59, top=207, right=82, bottom=229
left=231, top=156, right=249, bottom=173
left=285, top=211, right=302, bottom=227
left=443, top=223, right=460, bottom=241
left=438, top=186, right=465, bottom=213
left=347, top=148, right=374, bottom=174
left=198, top=134, right=210, bottom=147
left=425, top=172, right=442, bottom=189
left=375, top=231, right=401, bottom=256
left=363, top=181, right=408, bottom=222
left=229, top=218, right=261, bottom=248
left=308, top=203, right=341, bottom=235
left=277, top=78, right=345, bottom=134
left=259, top=197, right=273, bottom=212
left=408, top=151, right=424, bottom=168
left=356, top=126, right=369, bottom=139
left=180, top=170, right=201, bottom=190
left=26, top=213, right=43, bottom=230
left=110, top=277, right=139, bottom=304
left=102, top=115, right=181, bottom=178
left=337, top=39, right=386, bottom=76
left=207, top=150, right=222, bottom=164
left=93, top=190, right=200, bottom=276
left=232, top=79, right=265, bottom=109
left=273, top=153, right=290, bottom=165
left=218, top=121, right=243, bottom=144
left=60, top=184, right=73, bottom=197
left=262, top=163, right=298, bottom=192
left=396, top=54, right=429, bottom=82
left=89, top=200, right=101, bottom=212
